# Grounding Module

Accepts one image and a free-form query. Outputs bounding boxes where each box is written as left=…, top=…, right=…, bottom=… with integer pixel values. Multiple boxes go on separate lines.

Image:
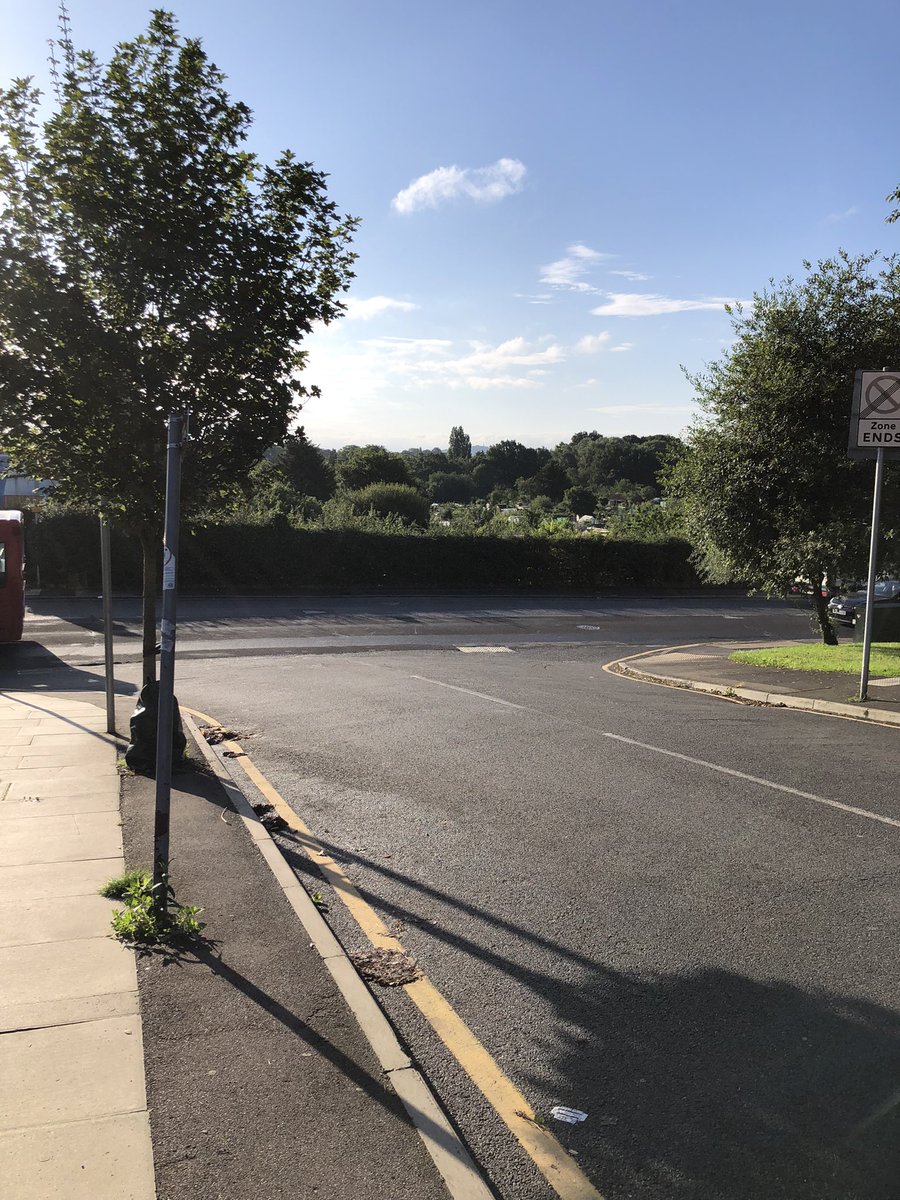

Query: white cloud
left=392, top=158, right=526, bottom=214
left=303, top=332, right=563, bottom=400
left=344, top=295, right=418, bottom=320
left=515, top=292, right=553, bottom=305
left=609, top=342, right=634, bottom=352
left=609, top=269, right=651, bottom=281
left=576, top=332, right=612, bottom=353
left=591, top=292, right=740, bottom=317
left=540, top=243, right=610, bottom=291
left=824, top=205, right=859, bottom=224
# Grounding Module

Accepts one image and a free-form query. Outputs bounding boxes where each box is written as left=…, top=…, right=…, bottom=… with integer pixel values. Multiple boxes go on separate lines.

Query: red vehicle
left=0, top=510, right=25, bottom=643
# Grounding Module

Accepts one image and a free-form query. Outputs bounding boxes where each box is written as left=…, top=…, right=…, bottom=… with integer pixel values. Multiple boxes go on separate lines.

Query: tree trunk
left=812, top=572, right=838, bottom=646
left=140, top=531, right=158, bottom=685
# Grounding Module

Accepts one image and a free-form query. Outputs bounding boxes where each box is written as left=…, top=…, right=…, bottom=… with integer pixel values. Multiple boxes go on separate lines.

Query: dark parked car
left=827, top=579, right=900, bottom=626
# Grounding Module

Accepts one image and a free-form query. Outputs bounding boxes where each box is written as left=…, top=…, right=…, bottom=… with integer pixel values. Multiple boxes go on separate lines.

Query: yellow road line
left=182, top=704, right=604, bottom=1200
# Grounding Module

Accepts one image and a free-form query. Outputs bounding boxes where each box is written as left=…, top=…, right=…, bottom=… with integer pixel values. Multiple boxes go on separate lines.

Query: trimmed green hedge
left=24, top=512, right=701, bottom=593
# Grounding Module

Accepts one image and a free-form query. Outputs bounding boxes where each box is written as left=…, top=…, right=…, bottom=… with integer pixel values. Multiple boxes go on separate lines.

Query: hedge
left=23, top=512, right=702, bottom=594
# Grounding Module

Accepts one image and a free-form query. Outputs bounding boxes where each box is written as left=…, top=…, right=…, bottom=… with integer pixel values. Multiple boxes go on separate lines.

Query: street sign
left=848, top=370, right=900, bottom=460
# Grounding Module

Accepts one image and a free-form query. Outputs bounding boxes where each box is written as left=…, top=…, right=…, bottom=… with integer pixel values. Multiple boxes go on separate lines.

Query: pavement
left=0, top=683, right=481, bottom=1200
left=2, top=628, right=898, bottom=1200
left=613, top=639, right=900, bottom=725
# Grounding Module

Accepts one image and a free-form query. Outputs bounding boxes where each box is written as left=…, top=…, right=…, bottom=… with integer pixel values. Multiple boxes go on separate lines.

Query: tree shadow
left=273, top=831, right=900, bottom=1199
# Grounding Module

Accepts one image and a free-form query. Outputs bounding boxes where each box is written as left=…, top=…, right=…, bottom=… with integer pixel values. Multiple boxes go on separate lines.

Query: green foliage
left=99, top=867, right=150, bottom=899
left=268, top=428, right=335, bottom=501
left=106, top=868, right=205, bottom=945
left=335, top=445, right=412, bottom=491
left=28, top=510, right=702, bottom=592
left=428, top=471, right=477, bottom=503
left=0, top=11, right=357, bottom=535
left=668, top=251, right=900, bottom=641
left=518, top=459, right=569, bottom=502
left=472, top=441, right=550, bottom=495
left=448, top=425, right=472, bottom=462
left=563, top=486, right=598, bottom=516
left=326, top=482, right=431, bottom=528
left=730, top=643, right=900, bottom=675
left=553, top=433, right=682, bottom=497
left=400, top=448, right=453, bottom=487
left=605, top=501, right=686, bottom=541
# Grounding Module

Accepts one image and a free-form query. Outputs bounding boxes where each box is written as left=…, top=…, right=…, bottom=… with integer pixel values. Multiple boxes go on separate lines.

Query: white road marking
left=408, top=675, right=526, bottom=710
left=456, top=646, right=514, bottom=654
left=409, top=674, right=900, bottom=832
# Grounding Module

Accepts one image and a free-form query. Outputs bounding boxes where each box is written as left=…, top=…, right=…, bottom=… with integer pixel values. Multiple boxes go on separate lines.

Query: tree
left=269, top=427, right=335, bottom=501
left=563, top=485, right=597, bottom=516
left=668, top=252, right=900, bottom=643
left=472, top=441, right=549, bottom=494
left=0, top=11, right=357, bottom=680
left=335, top=445, right=412, bottom=491
left=448, top=425, right=472, bottom=462
left=427, top=471, right=476, bottom=503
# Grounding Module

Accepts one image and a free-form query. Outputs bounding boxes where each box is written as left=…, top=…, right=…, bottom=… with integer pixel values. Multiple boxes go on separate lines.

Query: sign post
left=99, top=517, right=115, bottom=735
left=153, top=411, right=190, bottom=907
left=848, top=370, right=900, bottom=701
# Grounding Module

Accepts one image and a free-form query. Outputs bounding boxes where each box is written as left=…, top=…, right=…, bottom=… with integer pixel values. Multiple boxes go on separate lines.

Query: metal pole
left=153, top=412, right=187, bottom=903
left=99, top=517, right=115, bottom=735
left=858, top=445, right=886, bottom=702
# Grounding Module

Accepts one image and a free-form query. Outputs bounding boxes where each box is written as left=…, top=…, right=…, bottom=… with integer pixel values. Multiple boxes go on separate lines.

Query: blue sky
left=3, top=1, right=898, bottom=451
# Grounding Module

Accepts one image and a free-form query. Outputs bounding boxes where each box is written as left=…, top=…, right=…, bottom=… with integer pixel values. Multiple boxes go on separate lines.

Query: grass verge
left=730, top=643, right=900, bottom=675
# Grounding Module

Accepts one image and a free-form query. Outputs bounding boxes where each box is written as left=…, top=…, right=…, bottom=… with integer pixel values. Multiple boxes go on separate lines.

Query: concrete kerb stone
left=616, top=661, right=900, bottom=727
left=182, top=710, right=494, bottom=1200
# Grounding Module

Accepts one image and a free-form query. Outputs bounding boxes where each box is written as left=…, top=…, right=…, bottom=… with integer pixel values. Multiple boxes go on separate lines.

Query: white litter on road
left=550, top=1106, right=588, bottom=1124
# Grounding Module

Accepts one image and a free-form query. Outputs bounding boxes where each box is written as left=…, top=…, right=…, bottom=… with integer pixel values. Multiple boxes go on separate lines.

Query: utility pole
left=99, top=517, right=115, bottom=735
left=153, top=412, right=190, bottom=905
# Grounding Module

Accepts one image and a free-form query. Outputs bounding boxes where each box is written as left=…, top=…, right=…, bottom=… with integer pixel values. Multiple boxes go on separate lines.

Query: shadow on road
left=275, top=831, right=900, bottom=1200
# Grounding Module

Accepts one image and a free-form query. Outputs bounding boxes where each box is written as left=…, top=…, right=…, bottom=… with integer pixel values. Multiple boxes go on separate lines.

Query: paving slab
left=0, top=856, right=122, bottom=902
left=0, top=1014, right=147, bottom=1130
left=0, top=1110, right=156, bottom=1200
left=0, top=810, right=124, bottom=866
left=0, top=935, right=137, bottom=1010
left=0, top=893, right=118, bottom=947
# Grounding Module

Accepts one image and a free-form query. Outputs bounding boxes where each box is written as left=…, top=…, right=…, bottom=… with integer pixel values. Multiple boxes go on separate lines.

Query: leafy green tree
left=269, top=427, right=335, bottom=501
left=427, top=471, right=477, bottom=503
left=668, top=252, right=900, bottom=643
left=400, top=447, right=453, bottom=487
left=335, top=444, right=412, bottom=491
left=0, top=11, right=357, bottom=679
left=563, top=485, right=598, bottom=515
left=448, top=425, right=472, bottom=462
left=553, top=433, right=681, bottom=496
left=517, top=459, right=569, bottom=502
left=472, top=441, right=550, bottom=494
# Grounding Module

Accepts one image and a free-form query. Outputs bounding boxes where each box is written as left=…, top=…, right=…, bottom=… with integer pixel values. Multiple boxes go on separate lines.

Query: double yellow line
left=184, top=705, right=604, bottom=1200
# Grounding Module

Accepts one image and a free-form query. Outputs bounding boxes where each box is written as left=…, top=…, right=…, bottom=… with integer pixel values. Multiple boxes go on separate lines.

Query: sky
left=3, top=1, right=899, bottom=451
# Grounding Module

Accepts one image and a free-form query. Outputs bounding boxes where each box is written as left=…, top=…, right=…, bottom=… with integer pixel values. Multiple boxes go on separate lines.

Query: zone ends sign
left=849, top=370, right=900, bottom=460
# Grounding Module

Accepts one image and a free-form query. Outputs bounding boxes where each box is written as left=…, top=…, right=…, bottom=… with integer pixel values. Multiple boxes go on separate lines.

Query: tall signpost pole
left=153, top=412, right=189, bottom=906
left=848, top=369, right=900, bottom=702
left=99, top=517, right=116, bottom=735
left=858, top=447, right=886, bottom=702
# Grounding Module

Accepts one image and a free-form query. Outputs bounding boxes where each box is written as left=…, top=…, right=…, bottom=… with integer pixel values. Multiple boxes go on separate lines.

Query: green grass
left=730, top=643, right=900, bottom=676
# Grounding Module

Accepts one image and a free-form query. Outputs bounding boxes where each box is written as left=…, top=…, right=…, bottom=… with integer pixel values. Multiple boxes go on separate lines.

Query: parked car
left=827, top=579, right=900, bottom=626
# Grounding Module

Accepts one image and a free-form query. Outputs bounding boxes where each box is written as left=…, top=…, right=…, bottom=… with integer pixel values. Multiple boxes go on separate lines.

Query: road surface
left=3, top=594, right=896, bottom=1200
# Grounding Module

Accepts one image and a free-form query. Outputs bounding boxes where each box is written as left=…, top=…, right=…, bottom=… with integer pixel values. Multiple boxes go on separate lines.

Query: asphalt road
left=4, top=594, right=897, bottom=1200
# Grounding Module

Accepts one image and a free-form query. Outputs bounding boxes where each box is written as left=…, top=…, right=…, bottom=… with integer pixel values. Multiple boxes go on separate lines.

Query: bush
left=343, top=483, right=431, bottom=528
left=25, top=511, right=702, bottom=593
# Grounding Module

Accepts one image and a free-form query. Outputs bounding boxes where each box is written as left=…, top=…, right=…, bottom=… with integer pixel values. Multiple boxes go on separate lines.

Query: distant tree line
left=228, top=426, right=684, bottom=535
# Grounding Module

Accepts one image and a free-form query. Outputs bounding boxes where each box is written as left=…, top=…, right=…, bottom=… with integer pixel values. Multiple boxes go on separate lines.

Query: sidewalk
left=0, top=690, right=155, bottom=1200
left=0, top=686, right=470, bottom=1200
left=615, top=641, right=900, bottom=725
